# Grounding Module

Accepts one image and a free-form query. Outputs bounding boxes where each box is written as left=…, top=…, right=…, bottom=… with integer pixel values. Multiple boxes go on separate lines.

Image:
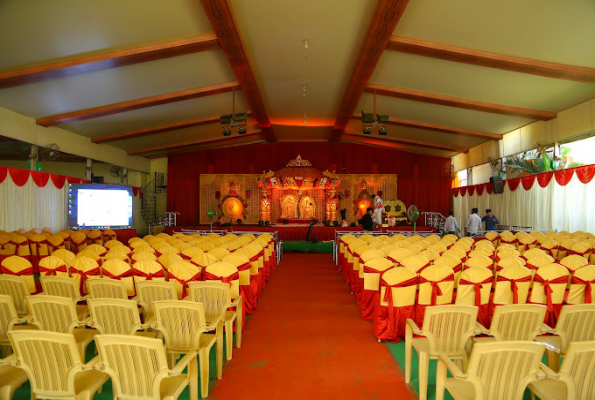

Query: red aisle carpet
left=208, top=253, right=415, bottom=400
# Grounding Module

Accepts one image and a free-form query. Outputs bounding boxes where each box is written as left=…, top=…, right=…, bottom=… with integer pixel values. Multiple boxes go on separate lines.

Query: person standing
left=465, top=208, right=483, bottom=236
left=373, top=193, right=384, bottom=227
left=482, top=208, right=499, bottom=231
left=444, top=211, right=459, bottom=235
left=359, top=207, right=375, bottom=232
left=338, top=193, right=347, bottom=223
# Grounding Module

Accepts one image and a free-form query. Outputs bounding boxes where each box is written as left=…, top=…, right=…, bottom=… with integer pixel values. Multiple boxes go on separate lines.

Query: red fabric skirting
left=373, top=304, right=415, bottom=343
left=360, top=290, right=377, bottom=321
left=113, top=229, right=138, bottom=243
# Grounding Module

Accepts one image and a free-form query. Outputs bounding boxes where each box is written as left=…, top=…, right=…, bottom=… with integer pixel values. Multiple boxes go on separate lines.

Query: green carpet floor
left=13, top=331, right=237, bottom=399
left=385, top=341, right=542, bottom=400
left=282, top=240, right=333, bottom=253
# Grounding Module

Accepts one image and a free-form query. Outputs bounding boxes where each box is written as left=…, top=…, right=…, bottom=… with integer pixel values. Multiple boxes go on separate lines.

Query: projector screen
left=68, top=183, right=133, bottom=230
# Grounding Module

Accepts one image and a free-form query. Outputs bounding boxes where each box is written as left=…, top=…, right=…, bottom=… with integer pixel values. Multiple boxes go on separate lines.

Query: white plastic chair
left=436, top=341, right=545, bottom=400
left=405, top=305, right=479, bottom=400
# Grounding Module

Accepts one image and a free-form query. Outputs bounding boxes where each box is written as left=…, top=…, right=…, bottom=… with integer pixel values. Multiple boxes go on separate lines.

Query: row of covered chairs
left=338, top=232, right=595, bottom=342
left=0, top=278, right=241, bottom=399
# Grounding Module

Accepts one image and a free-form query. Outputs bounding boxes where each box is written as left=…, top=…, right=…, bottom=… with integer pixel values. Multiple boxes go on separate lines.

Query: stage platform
left=165, top=224, right=436, bottom=242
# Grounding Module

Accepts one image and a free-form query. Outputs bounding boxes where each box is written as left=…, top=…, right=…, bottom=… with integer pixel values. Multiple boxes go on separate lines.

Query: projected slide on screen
left=68, top=183, right=133, bottom=230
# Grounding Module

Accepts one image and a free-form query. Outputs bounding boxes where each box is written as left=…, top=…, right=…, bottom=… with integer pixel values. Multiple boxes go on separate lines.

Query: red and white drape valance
left=453, top=164, right=595, bottom=197
left=0, top=166, right=142, bottom=196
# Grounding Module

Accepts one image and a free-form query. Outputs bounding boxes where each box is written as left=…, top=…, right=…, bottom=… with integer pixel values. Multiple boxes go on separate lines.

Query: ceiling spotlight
left=377, top=114, right=389, bottom=124
left=379, top=126, right=387, bottom=135
left=222, top=128, right=232, bottom=136
left=361, top=111, right=375, bottom=124
left=238, top=126, right=247, bottom=135
left=220, top=114, right=232, bottom=126
left=363, top=127, right=372, bottom=135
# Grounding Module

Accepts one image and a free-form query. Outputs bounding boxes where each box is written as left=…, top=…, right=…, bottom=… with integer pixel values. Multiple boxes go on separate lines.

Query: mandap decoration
left=257, top=155, right=341, bottom=224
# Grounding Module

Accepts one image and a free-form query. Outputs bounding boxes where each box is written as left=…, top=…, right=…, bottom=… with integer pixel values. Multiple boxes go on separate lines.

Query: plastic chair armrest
left=406, top=319, right=422, bottom=335
left=205, top=315, right=223, bottom=332
left=0, top=354, right=18, bottom=367
left=438, top=355, right=466, bottom=380
left=139, top=324, right=151, bottom=330
left=83, top=356, right=101, bottom=371
left=541, top=324, right=554, bottom=334
left=169, top=352, right=197, bottom=376
left=539, top=363, right=559, bottom=379
left=231, top=296, right=242, bottom=307
left=475, top=322, right=488, bottom=335
left=78, top=316, right=92, bottom=327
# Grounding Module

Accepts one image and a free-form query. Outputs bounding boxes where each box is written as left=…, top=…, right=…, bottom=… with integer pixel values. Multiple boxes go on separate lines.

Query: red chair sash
left=541, top=246, right=558, bottom=258
left=501, top=238, right=519, bottom=244
left=458, top=277, right=494, bottom=307
left=102, top=269, right=134, bottom=280
left=379, top=276, right=419, bottom=338
left=249, top=254, right=260, bottom=262
left=532, top=275, right=569, bottom=311
left=419, top=275, right=455, bottom=305
left=38, top=264, right=68, bottom=276
left=568, top=248, right=591, bottom=257
left=0, top=266, right=34, bottom=275
left=452, top=262, right=463, bottom=273
left=169, top=271, right=203, bottom=298
left=363, top=265, right=391, bottom=275
left=525, top=262, right=539, bottom=270
left=203, top=271, right=240, bottom=286
left=237, top=262, right=251, bottom=272
left=571, top=276, right=595, bottom=303
left=496, top=275, right=532, bottom=304
left=386, top=256, right=399, bottom=265
left=132, top=269, right=165, bottom=281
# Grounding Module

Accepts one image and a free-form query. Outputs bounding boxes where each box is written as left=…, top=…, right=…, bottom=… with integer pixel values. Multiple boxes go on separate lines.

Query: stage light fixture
left=361, top=111, right=375, bottom=124
left=363, top=127, right=372, bottom=135
left=376, top=114, right=389, bottom=124
left=222, top=127, right=232, bottom=136
left=234, top=112, right=247, bottom=124
left=220, top=114, right=232, bottom=126
left=238, top=126, right=247, bottom=135
left=379, top=126, right=387, bottom=135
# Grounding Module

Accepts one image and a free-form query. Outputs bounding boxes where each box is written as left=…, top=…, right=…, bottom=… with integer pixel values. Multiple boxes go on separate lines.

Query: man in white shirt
left=465, top=207, right=483, bottom=236
left=444, top=211, right=459, bottom=235
left=372, top=194, right=384, bottom=227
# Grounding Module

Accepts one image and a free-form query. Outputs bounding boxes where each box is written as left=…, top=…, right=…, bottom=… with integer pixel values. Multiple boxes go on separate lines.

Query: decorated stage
left=165, top=224, right=436, bottom=242
left=199, top=155, right=412, bottom=229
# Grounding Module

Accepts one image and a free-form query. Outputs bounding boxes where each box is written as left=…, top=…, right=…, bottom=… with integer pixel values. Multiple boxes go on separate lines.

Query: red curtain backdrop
left=167, top=142, right=452, bottom=225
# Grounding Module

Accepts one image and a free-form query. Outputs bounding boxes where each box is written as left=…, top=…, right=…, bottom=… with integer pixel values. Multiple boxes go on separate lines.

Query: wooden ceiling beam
left=366, top=83, right=556, bottom=120
left=387, top=36, right=595, bottom=83
left=199, top=0, right=275, bottom=141
left=351, top=113, right=501, bottom=140
left=91, top=111, right=253, bottom=144
left=332, top=0, right=410, bottom=139
left=36, top=81, right=240, bottom=127
left=341, top=132, right=467, bottom=153
left=127, top=130, right=263, bottom=155
left=146, top=136, right=268, bottom=159
left=0, top=34, right=220, bottom=89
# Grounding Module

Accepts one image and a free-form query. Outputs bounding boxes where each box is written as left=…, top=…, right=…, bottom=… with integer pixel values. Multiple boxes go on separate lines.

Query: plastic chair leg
left=198, top=349, right=209, bottom=399
left=224, top=320, right=233, bottom=361
left=236, top=302, right=242, bottom=349
left=435, top=358, right=446, bottom=400
left=418, top=351, right=429, bottom=400
left=405, top=341, right=412, bottom=383
left=188, top=356, right=199, bottom=400
left=216, top=320, right=223, bottom=380
left=545, top=348, right=561, bottom=372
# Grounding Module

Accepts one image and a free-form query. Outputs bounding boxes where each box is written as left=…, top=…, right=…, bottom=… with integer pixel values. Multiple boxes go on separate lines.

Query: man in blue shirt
left=482, top=208, right=499, bottom=231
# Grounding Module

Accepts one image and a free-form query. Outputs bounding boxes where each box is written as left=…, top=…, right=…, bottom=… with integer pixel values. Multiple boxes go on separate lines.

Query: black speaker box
left=490, top=176, right=504, bottom=194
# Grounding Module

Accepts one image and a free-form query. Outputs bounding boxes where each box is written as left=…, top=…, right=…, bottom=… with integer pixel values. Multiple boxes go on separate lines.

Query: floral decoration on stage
left=257, top=155, right=340, bottom=190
